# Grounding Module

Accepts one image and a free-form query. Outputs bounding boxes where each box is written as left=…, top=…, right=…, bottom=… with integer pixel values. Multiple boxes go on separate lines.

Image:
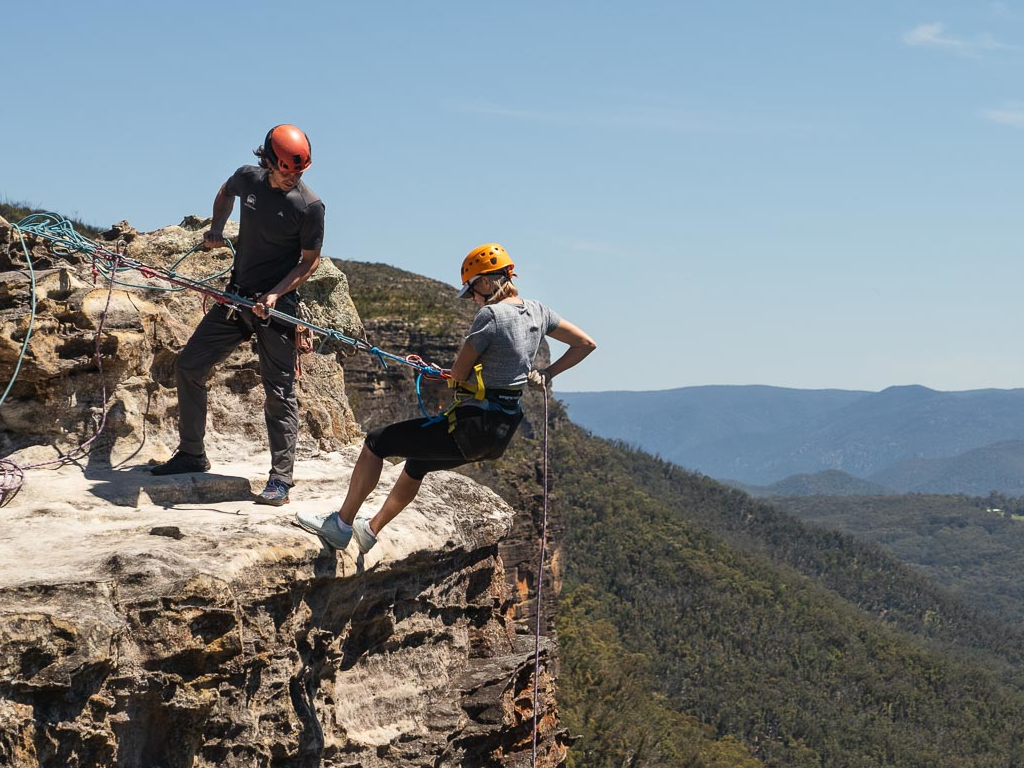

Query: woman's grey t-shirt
left=464, top=299, right=562, bottom=389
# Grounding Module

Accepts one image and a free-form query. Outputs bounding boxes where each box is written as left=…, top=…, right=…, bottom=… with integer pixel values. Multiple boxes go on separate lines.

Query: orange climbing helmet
left=458, top=243, right=515, bottom=298
left=257, top=124, right=312, bottom=173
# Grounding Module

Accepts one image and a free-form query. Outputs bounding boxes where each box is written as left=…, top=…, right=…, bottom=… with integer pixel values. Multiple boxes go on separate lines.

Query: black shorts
left=365, top=405, right=523, bottom=480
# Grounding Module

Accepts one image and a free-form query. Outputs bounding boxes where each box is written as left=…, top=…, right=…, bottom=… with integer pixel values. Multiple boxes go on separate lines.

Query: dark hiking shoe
left=151, top=451, right=211, bottom=475
left=256, top=478, right=290, bottom=506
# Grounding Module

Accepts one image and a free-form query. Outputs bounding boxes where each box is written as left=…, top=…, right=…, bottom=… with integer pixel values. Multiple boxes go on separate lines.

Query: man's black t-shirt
left=224, top=165, right=325, bottom=296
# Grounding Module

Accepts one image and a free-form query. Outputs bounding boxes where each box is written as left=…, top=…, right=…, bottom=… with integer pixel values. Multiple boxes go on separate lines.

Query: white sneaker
left=295, top=510, right=352, bottom=550
left=353, top=516, right=378, bottom=554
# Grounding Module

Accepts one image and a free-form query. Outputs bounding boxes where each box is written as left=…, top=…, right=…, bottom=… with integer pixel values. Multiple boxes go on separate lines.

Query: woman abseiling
left=295, top=242, right=597, bottom=553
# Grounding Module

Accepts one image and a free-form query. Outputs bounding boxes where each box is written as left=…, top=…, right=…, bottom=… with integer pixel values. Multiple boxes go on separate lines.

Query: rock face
left=0, top=216, right=566, bottom=766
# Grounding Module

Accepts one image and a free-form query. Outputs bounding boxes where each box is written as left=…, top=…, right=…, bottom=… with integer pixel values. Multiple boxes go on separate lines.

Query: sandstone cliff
left=0, top=216, right=567, bottom=766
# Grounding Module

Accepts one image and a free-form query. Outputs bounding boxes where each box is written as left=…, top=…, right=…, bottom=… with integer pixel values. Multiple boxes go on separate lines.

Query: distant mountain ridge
left=728, top=469, right=895, bottom=498
left=870, top=439, right=1024, bottom=495
left=559, top=384, right=1024, bottom=491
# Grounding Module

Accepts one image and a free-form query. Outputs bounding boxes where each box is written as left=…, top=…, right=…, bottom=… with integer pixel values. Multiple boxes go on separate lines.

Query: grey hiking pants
left=174, top=301, right=299, bottom=485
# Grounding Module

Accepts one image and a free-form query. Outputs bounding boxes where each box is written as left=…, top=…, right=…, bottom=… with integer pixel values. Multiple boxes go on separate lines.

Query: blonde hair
left=484, top=275, right=519, bottom=304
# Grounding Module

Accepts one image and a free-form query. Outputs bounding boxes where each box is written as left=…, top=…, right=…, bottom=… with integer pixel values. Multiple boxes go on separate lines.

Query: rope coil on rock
left=1, top=224, right=124, bottom=504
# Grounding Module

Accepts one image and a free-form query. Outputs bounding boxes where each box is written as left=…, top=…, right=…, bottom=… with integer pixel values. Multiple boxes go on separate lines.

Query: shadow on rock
left=83, top=442, right=253, bottom=508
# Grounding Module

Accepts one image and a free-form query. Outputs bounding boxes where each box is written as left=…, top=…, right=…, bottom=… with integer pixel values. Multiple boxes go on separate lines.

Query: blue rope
left=91, top=240, right=232, bottom=292
left=416, top=370, right=448, bottom=421
left=16, top=212, right=232, bottom=292
left=0, top=226, right=38, bottom=408
left=1, top=231, right=125, bottom=500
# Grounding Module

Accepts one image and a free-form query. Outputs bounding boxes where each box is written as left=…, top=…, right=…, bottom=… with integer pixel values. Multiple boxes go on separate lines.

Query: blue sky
left=4, top=2, right=1024, bottom=393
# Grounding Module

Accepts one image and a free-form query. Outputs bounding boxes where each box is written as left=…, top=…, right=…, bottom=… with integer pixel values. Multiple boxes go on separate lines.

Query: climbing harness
left=0, top=213, right=452, bottom=504
left=433, top=363, right=487, bottom=428
left=432, top=363, right=522, bottom=426
left=421, top=363, right=524, bottom=461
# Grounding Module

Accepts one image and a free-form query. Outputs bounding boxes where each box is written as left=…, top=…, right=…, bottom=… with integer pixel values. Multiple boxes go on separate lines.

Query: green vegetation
left=484, top=416, right=1024, bottom=767
left=974, top=490, right=1024, bottom=517
left=774, top=493, right=1024, bottom=628
left=0, top=198, right=102, bottom=237
left=334, top=259, right=475, bottom=336
left=557, top=587, right=763, bottom=768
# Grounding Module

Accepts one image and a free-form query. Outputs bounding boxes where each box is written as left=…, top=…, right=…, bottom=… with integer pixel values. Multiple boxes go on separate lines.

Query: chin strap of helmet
left=473, top=268, right=513, bottom=302
left=472, top=281, right=495, bottom=301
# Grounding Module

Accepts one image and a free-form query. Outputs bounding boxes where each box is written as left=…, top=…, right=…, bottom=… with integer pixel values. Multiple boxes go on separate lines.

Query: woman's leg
left=337, top=444, right=384, bottom=525
left=368, top=469, right=423, bottom=535
left=346, top=413, right=473, bottom=537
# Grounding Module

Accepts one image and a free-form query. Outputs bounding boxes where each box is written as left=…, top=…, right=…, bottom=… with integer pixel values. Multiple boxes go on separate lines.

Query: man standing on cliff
left=151, top=124, right=325, bottom=507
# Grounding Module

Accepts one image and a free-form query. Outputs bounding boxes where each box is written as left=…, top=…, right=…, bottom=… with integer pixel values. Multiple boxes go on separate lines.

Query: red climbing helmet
left=258, top=124, right=312, bottom=173
left=458, top=243, right=515, bottom=298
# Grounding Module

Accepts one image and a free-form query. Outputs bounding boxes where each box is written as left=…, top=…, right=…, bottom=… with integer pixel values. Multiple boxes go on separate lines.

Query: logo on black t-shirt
left=245, top=194, right=257, bottom=211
